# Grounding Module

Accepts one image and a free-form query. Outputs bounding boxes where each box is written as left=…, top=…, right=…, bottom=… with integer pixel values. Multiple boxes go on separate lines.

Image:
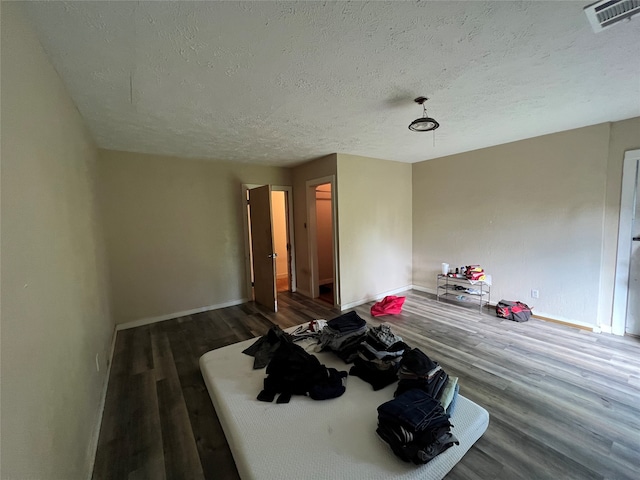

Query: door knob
left=268, top=253, right=278, bottom=258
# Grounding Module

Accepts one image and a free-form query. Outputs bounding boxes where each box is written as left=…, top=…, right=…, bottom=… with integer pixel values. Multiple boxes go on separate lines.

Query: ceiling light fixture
left=408, top=96, right=439, bottom=132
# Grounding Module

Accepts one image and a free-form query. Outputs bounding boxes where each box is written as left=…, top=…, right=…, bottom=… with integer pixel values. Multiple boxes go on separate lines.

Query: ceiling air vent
left=584, top=0, right=640, bottom=32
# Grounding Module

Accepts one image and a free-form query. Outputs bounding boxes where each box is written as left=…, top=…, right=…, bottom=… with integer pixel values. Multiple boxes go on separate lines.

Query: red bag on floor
left=496, top=300, right=532, bottom=322
left=370, top=296, right=406, bottom=317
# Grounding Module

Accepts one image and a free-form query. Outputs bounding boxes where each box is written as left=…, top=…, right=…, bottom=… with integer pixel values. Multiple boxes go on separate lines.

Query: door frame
left=612, top=149, right=640, bottom=336
left=306, top=175, right=340, bottom=306
left=242, top=184, right=296, bottom=301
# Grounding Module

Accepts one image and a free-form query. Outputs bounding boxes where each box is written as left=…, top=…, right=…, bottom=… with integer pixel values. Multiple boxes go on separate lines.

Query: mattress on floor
left=200, top=335, right=489, bottom=480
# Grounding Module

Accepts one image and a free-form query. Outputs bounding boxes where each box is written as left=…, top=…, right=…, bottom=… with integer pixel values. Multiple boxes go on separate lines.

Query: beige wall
left=412, top=124, right=613, bottom=327
left=337, top=154, right=413, bottom=307
left=1, top=4, right=114, bottom=478
left=291, top=154, right=338, bottom=296
left=97, top=150, right=291, bottom=324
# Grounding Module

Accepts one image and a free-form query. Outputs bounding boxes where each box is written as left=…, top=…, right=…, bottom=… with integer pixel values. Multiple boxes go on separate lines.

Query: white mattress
left=200, top=335, right=489, bottom=480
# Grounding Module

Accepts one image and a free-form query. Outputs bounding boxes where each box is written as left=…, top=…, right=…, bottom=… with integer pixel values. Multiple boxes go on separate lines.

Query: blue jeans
left=377, top=388, right=448, bottom=432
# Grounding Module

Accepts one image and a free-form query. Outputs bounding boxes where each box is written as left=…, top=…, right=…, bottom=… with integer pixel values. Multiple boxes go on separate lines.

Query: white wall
left=1, top=4, right=114, bottom=478
left=337, top=154, right=413, bottom=307
left=412, top=124, right=611, bottom=327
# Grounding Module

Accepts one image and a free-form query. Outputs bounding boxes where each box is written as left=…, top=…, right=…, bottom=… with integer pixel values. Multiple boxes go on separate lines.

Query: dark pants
left=377, top=389, right=458, bottom=464
left=378, top=388, right=447, bottom=431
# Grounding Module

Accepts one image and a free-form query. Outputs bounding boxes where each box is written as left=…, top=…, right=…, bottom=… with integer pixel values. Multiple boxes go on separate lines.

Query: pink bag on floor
left=370, top=296, right=406, bottom=317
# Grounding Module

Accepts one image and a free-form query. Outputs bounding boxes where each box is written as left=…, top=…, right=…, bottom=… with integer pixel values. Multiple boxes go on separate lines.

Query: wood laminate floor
left=92, top=291, right=640, bottom=480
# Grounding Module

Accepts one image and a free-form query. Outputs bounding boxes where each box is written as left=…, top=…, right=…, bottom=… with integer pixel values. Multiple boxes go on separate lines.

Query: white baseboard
left=411, top=286, right=604, bottom=331
left=340, top=285, right=413, bottom=311
left=115, top=299, right=248, bottom=331
left=598, top=324, right=613, bottom=334
left=296, top=287, right=311, bottom=298
left=530, top=311, right=596, bottom=331
left=87, top=325, right=118, bottom=479
left=611, top=325, right=626, bottom=336
left=410, top=284, right=436, bottom=295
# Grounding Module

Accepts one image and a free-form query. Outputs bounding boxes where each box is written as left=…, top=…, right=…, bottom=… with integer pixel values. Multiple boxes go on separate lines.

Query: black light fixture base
left=409, top=96, right=439, bottom=132
left=408, top=117, right=440, bottom=132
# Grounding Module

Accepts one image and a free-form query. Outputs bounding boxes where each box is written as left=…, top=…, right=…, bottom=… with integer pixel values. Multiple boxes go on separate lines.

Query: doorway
left=315, top=184, right=334, bottom=304
left=271, top=191, right=291, bottom=293
left=612, top=149, right=640, bottom=336
left=243, top=185, right=295, bottom=312
left=306, top=176, right=339, bottom=307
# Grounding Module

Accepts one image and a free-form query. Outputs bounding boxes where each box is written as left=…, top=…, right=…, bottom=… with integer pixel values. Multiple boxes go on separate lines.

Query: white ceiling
left=20, top=1, right=640, bottom=166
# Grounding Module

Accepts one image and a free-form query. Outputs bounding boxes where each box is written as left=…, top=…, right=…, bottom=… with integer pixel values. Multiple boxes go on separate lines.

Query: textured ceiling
left=20, top=1, right=640, bottom=166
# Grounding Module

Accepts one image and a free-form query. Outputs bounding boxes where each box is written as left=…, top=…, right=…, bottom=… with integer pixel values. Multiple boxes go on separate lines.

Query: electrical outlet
left=531, top=289, right=539, bottom=299
left=95, top=353, right=100, bottom=372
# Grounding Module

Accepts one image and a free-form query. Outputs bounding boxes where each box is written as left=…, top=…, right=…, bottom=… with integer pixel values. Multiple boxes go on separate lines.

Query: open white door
left=249, top=185, right=277, bottom=312
left=612, top=149, right=640, bottom=336
left=626, top=162, right=639, bottom=335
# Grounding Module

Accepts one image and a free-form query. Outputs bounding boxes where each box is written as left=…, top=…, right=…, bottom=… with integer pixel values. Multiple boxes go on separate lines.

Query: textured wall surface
left=337, top=154, right=413, bottom=306
left=1, top=5, right=113, bottom=478
left=20, top=1, right=640, bottom=165
left=97, top=150, right=291, bottom=324
left=412, top=124, right=612, bottom=327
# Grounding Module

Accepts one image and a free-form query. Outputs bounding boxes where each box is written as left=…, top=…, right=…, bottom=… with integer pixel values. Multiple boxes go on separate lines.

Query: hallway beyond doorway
left=318, top=282, right=334, bottom=305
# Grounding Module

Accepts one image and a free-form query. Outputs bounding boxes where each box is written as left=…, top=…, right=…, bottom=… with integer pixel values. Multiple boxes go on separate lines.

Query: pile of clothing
left=377, top=389, right=459, bottom=464
left=440, top=376, right=460, bottom=416
left=242, top=325, right=291, bottom=369
left=256, top=336, right=348, bottom=404
left=396, top=348, right=449, bottom=400
left=396, top=347, right=459, bottom=415
left=244, top=317, right=462, bottom=464
left=465, top=265, right=486, bottom=282
left=349, top=324, right=406, bottom=391
left=317, top=311, right=368, bottom=362
left=290, top=319, right=328, bottom=342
